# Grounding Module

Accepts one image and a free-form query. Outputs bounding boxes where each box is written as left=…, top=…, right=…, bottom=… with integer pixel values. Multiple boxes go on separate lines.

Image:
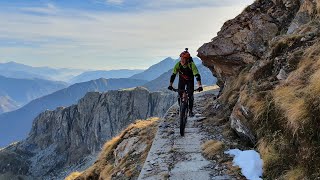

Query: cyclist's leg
left=178, top=78, right=187, bottom=104
left=186, top=79, right=194, bottom=115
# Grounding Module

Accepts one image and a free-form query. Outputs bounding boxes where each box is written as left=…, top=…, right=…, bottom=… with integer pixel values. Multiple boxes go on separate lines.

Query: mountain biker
left=168, top=48, right=203, bottom=117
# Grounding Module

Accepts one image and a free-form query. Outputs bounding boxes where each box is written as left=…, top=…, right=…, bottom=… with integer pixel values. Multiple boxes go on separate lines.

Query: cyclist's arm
left=170, top=62, right=180, bottom=86
left=191, top=62, right=202, bottom=86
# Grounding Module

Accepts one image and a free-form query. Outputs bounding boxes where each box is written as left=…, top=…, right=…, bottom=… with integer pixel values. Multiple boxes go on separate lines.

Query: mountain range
left=0, top=61, right=85, bottom=81
left=0, top=78, right=147, bottom=147
left=0, top=87, right=176, bottom=179
left=129, top=57, right=202, bottom=81
left=0, top=57, right=215, bottom=147
left=0, top=75, right=68, bottom=113
left=0, top=96, right=19, bottom=114
left=69, top=69, right=144, bottom=84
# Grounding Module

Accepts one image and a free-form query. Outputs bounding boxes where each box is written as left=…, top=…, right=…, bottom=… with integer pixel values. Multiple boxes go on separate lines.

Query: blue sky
left=0, top=0, right=253, bottom=70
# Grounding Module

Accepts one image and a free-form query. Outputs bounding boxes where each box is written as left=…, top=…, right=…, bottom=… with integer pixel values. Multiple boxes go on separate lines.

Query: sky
left=0, top=0, right=254, bottom=70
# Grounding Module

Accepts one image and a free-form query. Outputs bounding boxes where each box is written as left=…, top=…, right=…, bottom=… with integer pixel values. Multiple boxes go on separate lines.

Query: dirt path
left=138, top=90, right=240, bottom=180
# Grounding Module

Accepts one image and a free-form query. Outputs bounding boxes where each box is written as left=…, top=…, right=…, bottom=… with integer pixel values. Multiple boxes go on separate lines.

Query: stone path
left=138, top=90, right=233, bottom=180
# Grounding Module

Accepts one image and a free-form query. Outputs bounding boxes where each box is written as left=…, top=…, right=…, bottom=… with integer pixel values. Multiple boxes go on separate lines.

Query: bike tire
left=180, top=103, right=187, bottom=136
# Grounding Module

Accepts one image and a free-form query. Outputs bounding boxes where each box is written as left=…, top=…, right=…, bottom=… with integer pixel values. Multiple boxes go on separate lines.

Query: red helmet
left=180, top=48, right=190, bottom=58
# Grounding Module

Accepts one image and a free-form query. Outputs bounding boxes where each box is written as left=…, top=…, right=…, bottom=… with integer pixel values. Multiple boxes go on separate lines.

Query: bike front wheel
left=179, top=103, right=188, bottom=136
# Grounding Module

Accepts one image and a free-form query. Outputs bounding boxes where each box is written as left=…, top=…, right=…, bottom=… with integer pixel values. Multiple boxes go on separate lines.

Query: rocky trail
left=138, top=89, right=247, bottom=180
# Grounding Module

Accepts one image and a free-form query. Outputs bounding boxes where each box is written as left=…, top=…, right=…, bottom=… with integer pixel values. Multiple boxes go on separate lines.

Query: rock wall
left=198, top=0, right=301, bottom=86
left=198, top=0, right=320, bottom=178
left=198, top=0, right=320, bottom=143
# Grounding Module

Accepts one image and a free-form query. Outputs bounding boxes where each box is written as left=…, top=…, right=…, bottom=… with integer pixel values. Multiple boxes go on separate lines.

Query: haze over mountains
left=130, top=57, right=177, bottom=81
left=0, top=75, right=68, bottom=113
left=0, top=61, right=85, bottom=82
left=0, top=78, right=148, bottom=147
left=0, top=57, right=216, bottom=147
left=0, top=96, right=19, bottom=114
left=69, top=69, right=144, bottom=84
left=0, top=87, right=176, bottom=179
left=129, top=57, right=202, bottom=81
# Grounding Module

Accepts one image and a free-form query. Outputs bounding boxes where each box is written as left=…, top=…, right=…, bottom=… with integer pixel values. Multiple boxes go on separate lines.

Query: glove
left=168, top=86, right=173, bottom=91
left=197, top=87, right=203, bottom=92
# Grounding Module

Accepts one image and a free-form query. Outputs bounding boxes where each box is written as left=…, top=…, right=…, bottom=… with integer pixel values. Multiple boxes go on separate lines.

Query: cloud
left=100, top=0, right=251, bottom=10
left=106, top=0, right=124, bottom=5
left=20, top=3, right=59, bottom=15
left=0, top=0, right=254, bottom=69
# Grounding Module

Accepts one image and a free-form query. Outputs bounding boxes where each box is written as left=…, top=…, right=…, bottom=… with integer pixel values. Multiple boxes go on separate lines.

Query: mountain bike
left=171, top=88, right=198, bottom=136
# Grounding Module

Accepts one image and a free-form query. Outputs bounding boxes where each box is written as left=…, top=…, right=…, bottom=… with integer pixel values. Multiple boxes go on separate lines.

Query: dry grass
left=204, top=117, right=227, bottom=126
left=222, top=40, right=320, bottom=179
left=317, top=0, right=320, bottom=15
left=220, top=70, right=249, bottom=105
left=300, top=0, right=315, bottom=15
left=222, top=128, right=234, bottom=138
left=238, top=87, right=283, bottom=140
left=308, top=67, right=320, bottom=94
left=273, top=86, right=309, bottom=134
left=71, top=117, right=160, bottom=180
left=65, top=172, right=82, bottom=180
left=99, top=164, right=113, bottom=180
left=223, top=161, right=243, bottom=178
left=257, top=134, right=300, bottom=178
left=282, top=167, right=306, bottom=180
left=207, top=27, right=320, bottom=179
left=98, top=135, right=122, bottom=162
left=270, top=34, right=304, bottom=57
left=252, top=41, right=320, bottom=178
left=270, top=42, right=320, bottom=135
left=257, top=138, right=280, bottom=171
left=244, top=92, right=268, bottom=121
left=201, top=140, right=225, bottom=159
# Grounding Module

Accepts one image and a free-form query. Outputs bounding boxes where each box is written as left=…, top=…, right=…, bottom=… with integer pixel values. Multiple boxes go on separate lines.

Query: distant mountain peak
left=129, top=57, right=178, bottom=81
left=163, top=57, right=174, bottom=60
left=4, top=61, right=19, bottom=64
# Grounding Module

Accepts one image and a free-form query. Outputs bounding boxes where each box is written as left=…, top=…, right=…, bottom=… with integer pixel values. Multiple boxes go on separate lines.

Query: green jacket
left=170, top=61, right=201, bottom=83
left=172, top=61, right=199, bottom=75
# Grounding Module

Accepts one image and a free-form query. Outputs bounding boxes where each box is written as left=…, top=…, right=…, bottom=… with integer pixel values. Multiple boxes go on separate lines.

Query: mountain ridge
left=0, top=87, right=176, bottom=179
left=69, top=69, right=144, bottom=84
left=0, top=75, right=68, bottom=113
left=0, top=78, right=147, bottom=147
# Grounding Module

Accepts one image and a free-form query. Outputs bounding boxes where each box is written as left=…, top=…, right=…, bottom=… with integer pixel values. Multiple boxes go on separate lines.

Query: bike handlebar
left=171, top=88, right=199, bottom=92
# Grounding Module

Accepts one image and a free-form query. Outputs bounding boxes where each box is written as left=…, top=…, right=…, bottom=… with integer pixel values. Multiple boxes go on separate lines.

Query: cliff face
left=0, top=78, right=148, bottom=147
left=66, top=118, right=160, bottom=180
left=198, top=0, right=320, bottom=178
left=198, top=0, right=302, bottom=85
left=0, top=87, right=177, bottom=179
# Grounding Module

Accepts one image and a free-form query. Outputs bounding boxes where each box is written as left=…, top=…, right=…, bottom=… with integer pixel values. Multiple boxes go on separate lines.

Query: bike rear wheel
left=179, top=103, right=188, bottom=136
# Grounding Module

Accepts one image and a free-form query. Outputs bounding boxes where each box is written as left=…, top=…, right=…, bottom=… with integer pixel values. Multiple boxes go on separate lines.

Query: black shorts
left=178, top=78, right=194, bottom=98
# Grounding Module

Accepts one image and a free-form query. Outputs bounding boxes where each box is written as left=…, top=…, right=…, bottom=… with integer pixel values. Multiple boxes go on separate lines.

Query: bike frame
left=171, top=88, right=197, bottom=136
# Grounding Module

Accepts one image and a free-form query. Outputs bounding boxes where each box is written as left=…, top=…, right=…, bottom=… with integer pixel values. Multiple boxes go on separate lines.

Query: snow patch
left=225, top=149, right=263, bottom=180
